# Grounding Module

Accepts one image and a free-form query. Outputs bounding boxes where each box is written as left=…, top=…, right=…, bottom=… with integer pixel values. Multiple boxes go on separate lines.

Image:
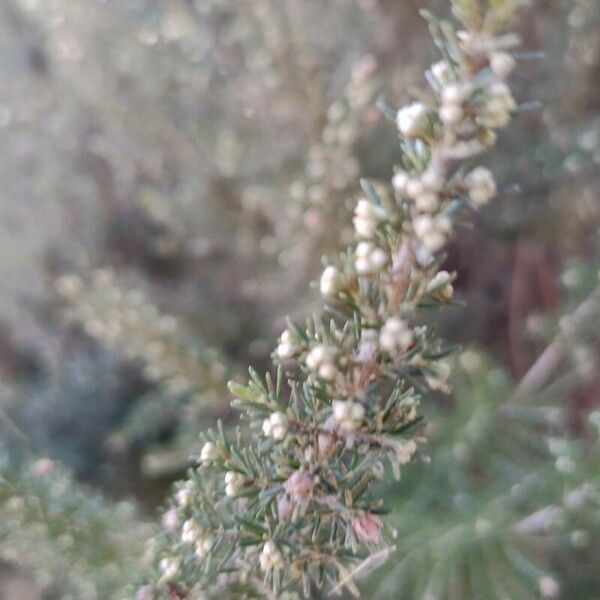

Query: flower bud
left=320, top=265, right=343, bottom=298
left=380, top=317, right=414, bottom=355
left=260, top=540, right=283, bottom=572
left=490, top=52, right=515, bottom=78
left=396, top=102, right=430, bottom=138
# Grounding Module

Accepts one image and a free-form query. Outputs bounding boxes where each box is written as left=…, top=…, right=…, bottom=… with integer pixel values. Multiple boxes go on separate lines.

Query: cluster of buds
left=354, top=241, right=389, bottom=274
left=259, top=540, right=284, bottom=572
left=305, top=344, right=339, bottom=380
left=224, top=471, right=245, bottom=497
left=353, top=198, right=387, bottom=238
left=332, top=400, right=366, bottom=432
left=181, top=520, right=214, bottom=558
left=413, top=214, right=453, bottom=253
left=379, top=317, right=414, bottom=356
left=477, top=80, right=517, bottom=129
left=465, top=167, right=497, bottom=206
left=276, top=329, right=301, bottom=360
left=262, top=411, right=289, bottom=441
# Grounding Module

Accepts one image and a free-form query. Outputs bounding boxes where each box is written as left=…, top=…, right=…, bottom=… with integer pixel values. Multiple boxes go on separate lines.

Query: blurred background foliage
left=0, top=0, right=598, bottom=597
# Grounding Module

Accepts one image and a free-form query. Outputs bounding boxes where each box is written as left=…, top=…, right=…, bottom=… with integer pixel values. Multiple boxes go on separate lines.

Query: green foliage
left=0, top=452, right=152, bottom=598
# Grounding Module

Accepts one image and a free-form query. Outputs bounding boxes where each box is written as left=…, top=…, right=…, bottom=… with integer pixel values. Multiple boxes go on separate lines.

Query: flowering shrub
left=149, top=0, right=530, bottom=596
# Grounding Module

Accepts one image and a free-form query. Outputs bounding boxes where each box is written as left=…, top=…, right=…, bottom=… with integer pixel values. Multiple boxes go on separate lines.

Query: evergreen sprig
left=150, top=1, right=528, bottom=596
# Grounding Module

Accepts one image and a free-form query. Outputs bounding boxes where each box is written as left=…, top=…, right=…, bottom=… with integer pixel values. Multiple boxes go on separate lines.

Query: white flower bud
left=414, top=191, right=440, bottom=213
left=224, top=471, right=244, bottom=497
left=538, top=575, right=560, bottom=598
left=181, top=519, right=200, bottom=544
left=442, top=83, right=472, bottom=105
left=353, top=198, right=386, bottom=238
left=200, top=441, right=218, bottom=464
left=413, top=215, right=452, bottom=253
left=465, top=167, right=496, bottom=205
left=176, top=483, right=193, bottom=508
left=195, top=536, right=213, bottom=559
left=260, top=540, right=283, bottom=572
left=405, top=178, right=424, bottom=199
left=159, top=558, right=180, bottom=583
left=355, top=242, right=388, bottom=274
left=392, top=170, right=410, bottom=195
left=427, top=270, right=454, bottom=299
left=320, top=265, right=343, bottom=298
left=380, top=317, right=414, bottom=355
left=431, top=60, right=451, bottom=83
left=439, top=102, right=464, bottom=125
left=262, top=411, right=289, bottom=441
left=396, top=102, right=430, bottom=138
left=490, top=52, right=515, bottom=78
left=369, top=248, right=388, bottom=270
left=478, top=81, right=516, bottom=129
left=426, top=360, right=452, bottom=392
left=332, top=400, right=365, bottom=432
left=396, top=439, right=418, bottom=465
left=318, top=362, right=338, bottom=381
left=276, top=329, right=298, bottom=359
left=305, top=344, right=329, bottom=370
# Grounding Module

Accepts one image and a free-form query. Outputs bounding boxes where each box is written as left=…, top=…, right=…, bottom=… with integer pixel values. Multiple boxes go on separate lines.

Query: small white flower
left=427, top=271, right=454, bottom=300
left=414, top=191, right=440, bottom=213
left=176, top=483, right=193, bottom=508
left=425, top=360, right=452, bottom=392
left=413, top=215, right=452, bottom=253
left=441, top=83, right=469, bottom=104
left=195, top=536, right=213, bottom=559
left=332, top=400, right=365, bottom=432
left=392, top=170, right=410, bottom=195
left=490, top=52, right=515, bottom=78
left=353, top=198, right=386, bottom=238
left=181, top=519, right=200, bottom=544
left=439, top=102, right=464, bottom=125
left=318, top=362, right=338, bottom=380
left=538, top=575, right=560, bottom=598
left=200, top=441, right=218, bottom=464
left=276, top=329, right=298, bottom=359
left=431, top=60, right=451, bottom=83
left=259, top=540, right=283, bottom=572
left=305, top=344, right=331, bottom=370
left=405, top=178, right=424, bottom=199
left=380, top=317, right=414, bottom=355
left=159, top=558, right=180, bottom=583
left=224, top=471, right=244, bottom=497
left=396, top=102, right=430, bottom=138
left=465, top=167, right=496, bottom=205
left=478, top=80, right=516, bottom=129
left=396, top=439, right=418, bottom=465
left=305, top=344, right=338, bottom=380
left=355, top=241, right=388, bottom=275
left=262, top=411, right=289, bottom=441
left=320, top=265, right=343, bottom=298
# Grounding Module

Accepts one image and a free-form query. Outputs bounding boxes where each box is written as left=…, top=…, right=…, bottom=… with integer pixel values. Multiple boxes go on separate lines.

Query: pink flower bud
left=284, top=470, right=315, bottom=501
left=352, top=511, right=383, bottom=543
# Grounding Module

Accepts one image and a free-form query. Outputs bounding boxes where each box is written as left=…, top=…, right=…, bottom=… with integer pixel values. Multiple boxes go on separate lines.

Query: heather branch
left=149, top=1, right=528, bottom=596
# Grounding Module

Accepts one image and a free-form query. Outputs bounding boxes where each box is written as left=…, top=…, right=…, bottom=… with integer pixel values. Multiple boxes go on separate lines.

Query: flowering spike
left=151, top=0, right=527, bottom=596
